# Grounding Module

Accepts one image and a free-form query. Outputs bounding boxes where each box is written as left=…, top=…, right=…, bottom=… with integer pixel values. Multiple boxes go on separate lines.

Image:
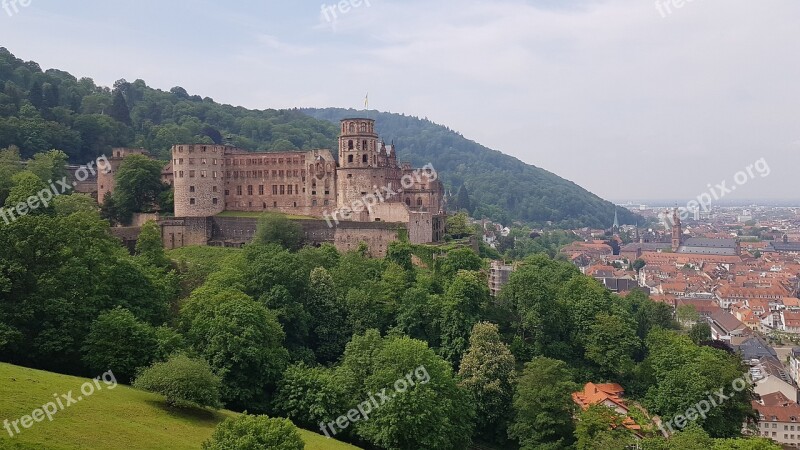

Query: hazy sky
left=2, top=0, right=799, bottom=202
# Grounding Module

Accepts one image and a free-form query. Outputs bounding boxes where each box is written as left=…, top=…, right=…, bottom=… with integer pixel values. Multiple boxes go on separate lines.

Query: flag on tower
left=364, top=92, right=369, bottom=109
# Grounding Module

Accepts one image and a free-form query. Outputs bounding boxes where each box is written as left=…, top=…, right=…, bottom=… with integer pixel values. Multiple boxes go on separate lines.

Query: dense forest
left=0, top=183, right=776, bottom=448
left=0, top=47, right=639, bottom=228
left=303, top=108, right=640, bottom=228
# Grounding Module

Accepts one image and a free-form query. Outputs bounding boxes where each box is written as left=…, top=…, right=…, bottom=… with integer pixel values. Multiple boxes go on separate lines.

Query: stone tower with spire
left=671, top=208, right=682, bottom=251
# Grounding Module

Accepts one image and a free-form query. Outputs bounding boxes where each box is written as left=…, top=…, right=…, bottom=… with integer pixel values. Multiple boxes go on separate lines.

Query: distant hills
left=0, top=47, right=637, bottom=228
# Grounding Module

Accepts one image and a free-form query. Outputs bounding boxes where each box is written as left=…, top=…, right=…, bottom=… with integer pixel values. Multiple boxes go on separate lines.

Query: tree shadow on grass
left=143, top=399, right=224, bottom=424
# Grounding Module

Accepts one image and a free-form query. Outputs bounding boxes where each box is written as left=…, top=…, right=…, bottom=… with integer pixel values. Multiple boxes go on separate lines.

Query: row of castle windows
left=224, top=200, right=329, bottom=208
left=174, top=157, right=304, bottom=166
left=176, top=145, right=220, bottom=153
left=177, top=170, right=217, bottom=178
left=346, top=140, right=372, bottom=150
left=229, top=170, right=303, bottom=179
left=343, top=122, right=372, bottom=133
left=229, top=157, right=303, bottom=166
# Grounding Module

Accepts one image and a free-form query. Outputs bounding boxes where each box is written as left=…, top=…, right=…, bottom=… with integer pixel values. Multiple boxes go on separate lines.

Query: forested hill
left=0, top=47, right=339, bottom=163
left=303, top=108, right=638, bottom=228
left=0, top=46, right=636, bottom=228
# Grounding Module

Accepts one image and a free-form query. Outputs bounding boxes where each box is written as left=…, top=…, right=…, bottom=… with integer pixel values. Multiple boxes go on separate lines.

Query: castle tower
left=671, top=208, right=682, bottom=251
left=172, top=144, right=226, bottom=217
left=336, top=118, right=400, bottom=211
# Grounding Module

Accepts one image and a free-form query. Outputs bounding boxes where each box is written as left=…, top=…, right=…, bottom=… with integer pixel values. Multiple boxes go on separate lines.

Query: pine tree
left=456, top=184, right=472, bottom=213
left=109, top=90, right=132, bottom=125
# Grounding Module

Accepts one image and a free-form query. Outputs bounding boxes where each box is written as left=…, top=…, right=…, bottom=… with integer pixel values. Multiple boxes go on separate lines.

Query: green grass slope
left=0, top=363, right=360, bottom=450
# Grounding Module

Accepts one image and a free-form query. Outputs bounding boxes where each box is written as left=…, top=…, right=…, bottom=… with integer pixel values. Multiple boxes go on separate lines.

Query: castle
left=143, top=118, right=444, bottom=255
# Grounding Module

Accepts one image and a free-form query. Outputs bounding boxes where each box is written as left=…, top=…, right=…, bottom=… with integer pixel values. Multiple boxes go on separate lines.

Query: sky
left=1, top=0, right=799, bottom=203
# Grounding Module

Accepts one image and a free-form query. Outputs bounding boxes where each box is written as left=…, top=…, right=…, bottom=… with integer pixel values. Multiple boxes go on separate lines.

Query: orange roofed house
left=572, top=383, right=642, bottom=434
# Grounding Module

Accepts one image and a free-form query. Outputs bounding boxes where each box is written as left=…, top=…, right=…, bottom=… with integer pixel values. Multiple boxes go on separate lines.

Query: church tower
left=671, top=208, right=682, bottom=251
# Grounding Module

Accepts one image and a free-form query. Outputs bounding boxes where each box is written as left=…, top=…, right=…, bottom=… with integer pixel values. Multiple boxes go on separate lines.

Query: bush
left=202, top=415, right=304, bottom=450
left=133, top=353, right=222, bottom=409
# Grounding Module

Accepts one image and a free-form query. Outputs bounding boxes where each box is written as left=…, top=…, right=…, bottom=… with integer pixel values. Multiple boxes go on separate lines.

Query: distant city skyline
left=2, top=0, right=798, bottom=201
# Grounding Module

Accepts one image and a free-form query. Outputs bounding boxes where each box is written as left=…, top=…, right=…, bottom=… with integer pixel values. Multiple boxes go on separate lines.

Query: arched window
left=405, top=198, right=411, bottom=206
left=417, top=197, right=423, bottom=206
left=360, top=122, right=366, bottom=132
left=349, top=123, right=355, bottom=132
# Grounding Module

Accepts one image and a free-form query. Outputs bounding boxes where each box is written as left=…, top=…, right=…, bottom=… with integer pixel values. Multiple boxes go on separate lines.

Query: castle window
left=280, top=185, right=285, bottom=195
left=293, top=202, right=297, bottom=207
left=349, top=123, right=355, bottom=133
left=213, top=159, right=217, bottom=165
left=212, top=198, right=218, bottom=205
left=200, top=170, right=207, bottom=178
left=201, top=159, right=207, bottom=164
left=287, top=185, right=293, bottom=195
left=225, top=190, right=230, bottom=195
left=348, top=140, right=354, bottom=150
left=324, top=189, right=330, bottom=195
left=347, top=174, right=352, bottom=178
left=237, top=186, right=243, bottom=195
left=189, top=170, right=195, bottom=178
left=259, top=185, right=264, bottom=195
left=363, top=140, right=367, bottom=149
left=360, top=123, right=366, bottom=132
left=272, top=185, right=278, bottom=195
left=189, top=186, right=195, bottom=193
left=279, top=170, right=284, bottom=177
left=178, top=171, right=184, bottom=178
left=212, top=171, right=218, bottom=179
left=179, top=158, right=184, bottom=164
left=362, top=155, right=368, bottom=163
left=247, top=185, right=253, bottom=195
left=213, top=186, right=217, bottom=193
left=190, top=198, right=195, bottom=205
left=202, top=146, right=207, bottom=152
left=405, top=198, right=411, bottom=206
left=274, top=201, right=277, bottom=207
left=417, top=198, right=423, bottom=206
left=348, top=155, right=353, bottom=163
left=312, top=200, right=317, bottom=206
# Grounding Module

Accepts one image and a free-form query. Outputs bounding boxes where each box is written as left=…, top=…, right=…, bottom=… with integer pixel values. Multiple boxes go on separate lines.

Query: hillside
left=303, top=108, right=639, bottom=229
left=0, top=46, right=637, bottom=228
left=0, top=363, right=360, bottom=450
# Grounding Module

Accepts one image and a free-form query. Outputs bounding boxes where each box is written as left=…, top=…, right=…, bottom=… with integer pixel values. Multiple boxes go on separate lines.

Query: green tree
left=633, top=258, right=646, bottom=273
left=446, top=212, right=474, bottom=239
left=81, top=307, right=158, bottom=383
left=133, top=353, right=222, bottom=409
left=458, top=322, right=515, bottom=444
left=274, top=363, right=345, bottom=430
left=688, top=322, right=712, bottom=344
left=253, top=214, right=304, bottom=251
left=109, top=90, right=132, bottom=125
left=574, top=404, right=636, bottom=450
left=53, top=193, right=98, bottom=216
left=306, top=267, right=350, bottom=364
left=438, top=270, right=489, bottom=366
left=181, top=289, right=289, bottom=411
left=202, top=415, right=304, bottom=450
left=4, top=171, right=52, bottom=214
left=108, top=154, right=167, bottom=222
left=584, top=312, right=640, bottom=377
left=508, top=357, right=578, bottom=450
left=136, top=220, right=170, bottom=268
left=436, top=247, right=483, bottom=283
left=454, top=184, right=472, bottom=213
left=26, top=149, right=67, bottom=182
left=342, top=333, right=475, bottom=450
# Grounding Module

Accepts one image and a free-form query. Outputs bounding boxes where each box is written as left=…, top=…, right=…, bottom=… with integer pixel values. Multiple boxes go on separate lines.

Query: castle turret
left=339, top=118, right=379, bottom=168
left=172, top=144, right=226, bottom=217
